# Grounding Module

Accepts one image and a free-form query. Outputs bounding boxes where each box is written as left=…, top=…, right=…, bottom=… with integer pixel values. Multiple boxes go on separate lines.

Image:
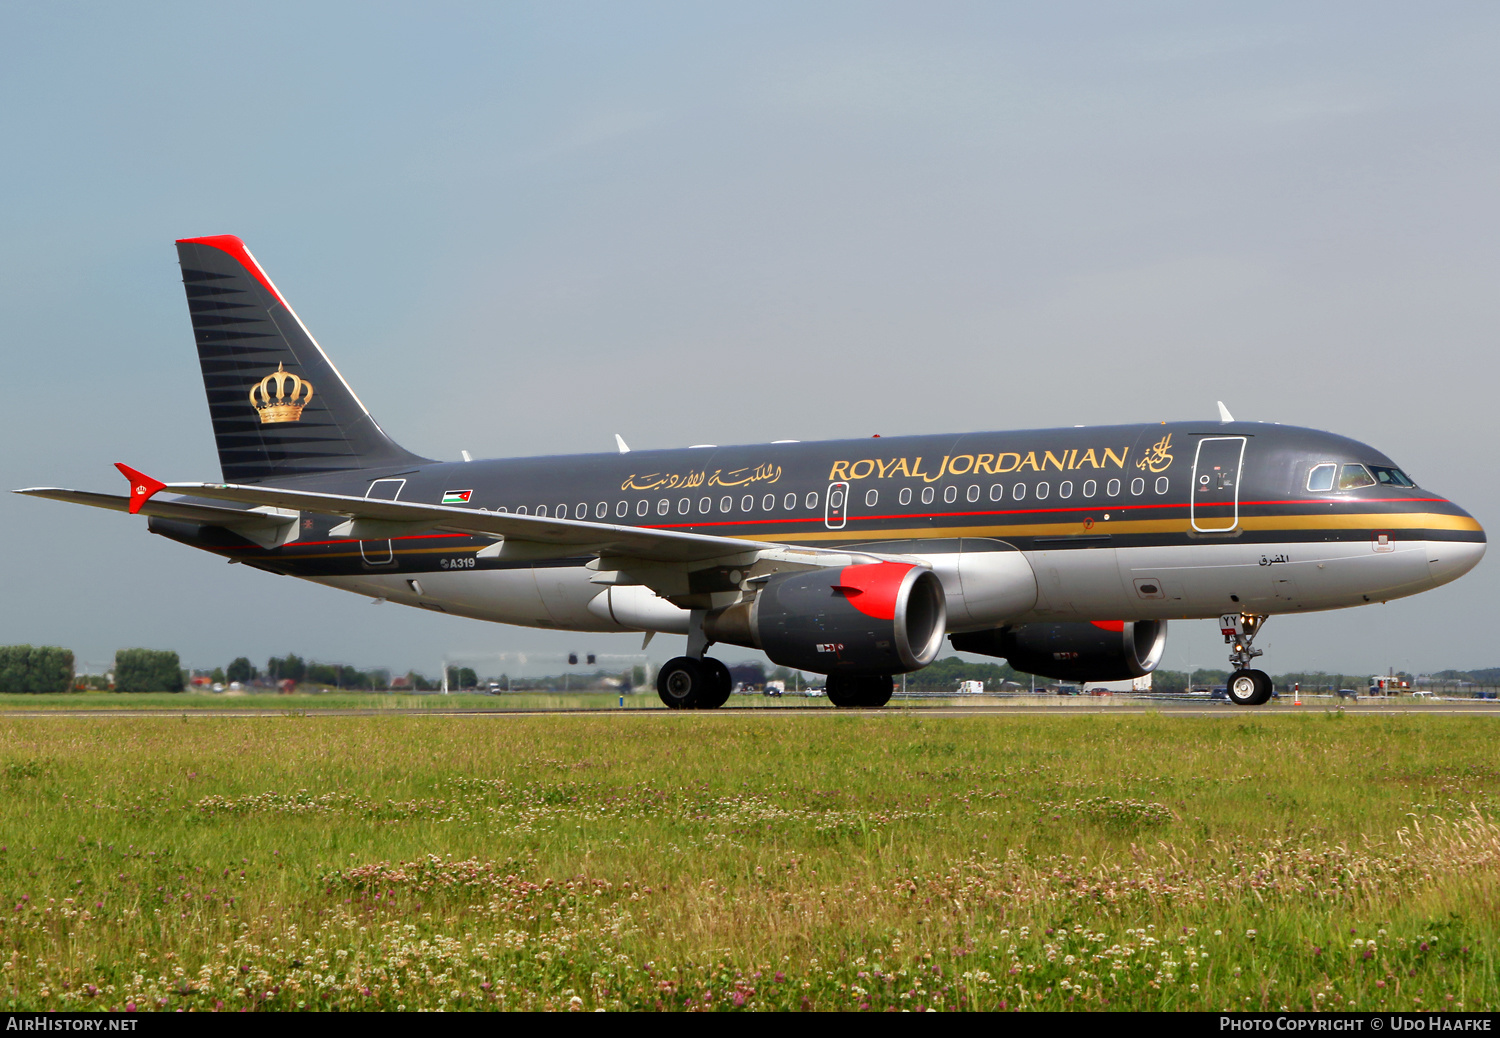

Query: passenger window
left=1155, top=477, right=1169, bottom=495
left=943, top=486, right=957, bottom=504
left=497, top=506, right=509, bottom=513
left=921, top=487, right=934, bottom=505
left=989, top=484, right=1003, bottom=502
left=900, top=487, right=913, bottom=505
left=1059, top=481, right=1073, bottom=499
left=596, top=502, right=608, bottom=519
left=805, top=492, right=818, bottom=509
left=1082, top=480, right=1096, bottom=498
left=637, top=500, right=649, bottom=517
left=762, top=494, right=775, bottom=511
left=1131, top=478, right=1145, bottom=496
left=515, top=505, right=527, bottom=515
left=865, top=489, right=878, bottom=507
left=740, top=495, right=753, bottom=511
left=536, top=505, right=548, bottom=517
left=719, top=496, right=732, bottom=513
left=678, top=499, right=691, bottom=515
left=966, top=485, right=980, bottom=503
left=698, top=497, right=712, bottom=514
left=656, top=499, right=669, bottom=516
left=555, top=504, right=567, bottom=519
left=1107, top=479, right=1121, bottom=497
left=783, top=493, right=797, bottom=510
left=1036, top=482, right=1050, bottom=500
left=1013, top=484, right=1027, bottom=501
left=1338, top=464, right=1376, bottom=490
left=1306, top=464, right=1336, bottom=492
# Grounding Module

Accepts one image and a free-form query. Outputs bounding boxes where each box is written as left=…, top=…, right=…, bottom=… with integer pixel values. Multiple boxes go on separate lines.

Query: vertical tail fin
left=175, top=235, right=427, bottom=483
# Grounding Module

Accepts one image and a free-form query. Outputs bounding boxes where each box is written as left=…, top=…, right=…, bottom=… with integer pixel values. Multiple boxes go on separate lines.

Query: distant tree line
left=114, top=649, right=183, bottom=693
left=0, top=646, right=74, bottom=693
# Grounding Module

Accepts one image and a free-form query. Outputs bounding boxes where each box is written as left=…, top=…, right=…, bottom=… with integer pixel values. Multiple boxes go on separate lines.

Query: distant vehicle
left=957, top=680, right=985, bottom=695
left=1208, top=687, right=1228, bottom=700
left=1335, top=688, right=1359, bottom=701
left=1411, top=690, right=1434, bottom=699
left=1087, top=687, right=1111, bottom=696
left=487, top=682, right=502, bottom=694
left=1057, top=684, right=1081, bottom=696
left=764, top=680, right=785, bottom=697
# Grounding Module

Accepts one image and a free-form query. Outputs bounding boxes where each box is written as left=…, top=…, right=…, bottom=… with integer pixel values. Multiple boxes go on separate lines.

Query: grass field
left=1, top=711, right=1496, bottom=1012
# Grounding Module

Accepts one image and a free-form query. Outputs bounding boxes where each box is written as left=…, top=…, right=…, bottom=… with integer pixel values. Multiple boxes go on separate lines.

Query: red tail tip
left=115, top=464, right=166, bottom=514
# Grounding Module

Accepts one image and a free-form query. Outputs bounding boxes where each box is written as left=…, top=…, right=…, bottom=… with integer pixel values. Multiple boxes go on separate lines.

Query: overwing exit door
left=1191, top=437, right=1245, bottom=532
left=825, top=481, right=848, bottom=529
left=361, top=478, right=406, bottom=564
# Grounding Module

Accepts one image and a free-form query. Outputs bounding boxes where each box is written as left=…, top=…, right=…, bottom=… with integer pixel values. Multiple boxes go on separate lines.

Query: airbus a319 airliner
left=19, top=236, right=1486, bottom=707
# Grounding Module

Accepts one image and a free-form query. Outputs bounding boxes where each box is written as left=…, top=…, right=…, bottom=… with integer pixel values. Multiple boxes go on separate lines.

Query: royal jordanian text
left=828, top=447, right=1133, bottom=483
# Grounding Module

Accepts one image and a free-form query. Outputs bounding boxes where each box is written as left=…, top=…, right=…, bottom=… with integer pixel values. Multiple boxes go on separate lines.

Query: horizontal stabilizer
left=15, top=488, right=299, bottom=550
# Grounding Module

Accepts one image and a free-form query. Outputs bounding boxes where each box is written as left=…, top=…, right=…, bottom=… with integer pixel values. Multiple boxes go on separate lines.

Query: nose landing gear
left=1221, top=613, right=1273, bottom=706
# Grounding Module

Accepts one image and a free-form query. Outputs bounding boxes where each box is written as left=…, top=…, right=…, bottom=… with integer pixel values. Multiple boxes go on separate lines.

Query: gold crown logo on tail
left=249, top=363, right=314, bottom=424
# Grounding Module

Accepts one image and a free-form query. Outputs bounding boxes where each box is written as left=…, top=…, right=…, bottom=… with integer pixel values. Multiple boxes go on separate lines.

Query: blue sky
left=2, top=3, right=1497, bottom=678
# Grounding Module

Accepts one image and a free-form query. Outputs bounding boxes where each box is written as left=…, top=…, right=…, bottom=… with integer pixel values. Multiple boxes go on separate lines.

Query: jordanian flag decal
left=442, top=489, right=474, bottom=504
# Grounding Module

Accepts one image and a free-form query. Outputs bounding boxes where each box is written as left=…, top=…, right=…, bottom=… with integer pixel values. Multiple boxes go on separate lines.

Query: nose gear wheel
left=1227, top=668, right=1273, bottom=706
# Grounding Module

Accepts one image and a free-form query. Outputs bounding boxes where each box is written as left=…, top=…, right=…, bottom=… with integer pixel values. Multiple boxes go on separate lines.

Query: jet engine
left=950, top=620, right=1168, bottom=682
left=706, top=561, right=946, bottom=674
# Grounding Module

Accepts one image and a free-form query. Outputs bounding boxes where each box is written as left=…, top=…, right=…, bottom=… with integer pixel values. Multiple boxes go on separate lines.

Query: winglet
left=1216, top=401, right=1234, bottom=423
left=615, top=434, right=631, bottom=454
left=115, top=464, right=166, bottom=514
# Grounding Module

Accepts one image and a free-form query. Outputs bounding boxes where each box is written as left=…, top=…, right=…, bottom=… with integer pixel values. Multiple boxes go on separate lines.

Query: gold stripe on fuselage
left=738, top=511, right=1482, bottom=545
left=260, top=511, right=1479, bottom=560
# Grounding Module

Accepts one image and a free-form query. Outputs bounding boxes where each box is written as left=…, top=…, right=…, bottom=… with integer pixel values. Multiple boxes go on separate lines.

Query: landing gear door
left=1191, top=437, right=1245, bottom=533
left=825, top=482, right=848, bottom=529
left=361, top=478, right=406, bottom=565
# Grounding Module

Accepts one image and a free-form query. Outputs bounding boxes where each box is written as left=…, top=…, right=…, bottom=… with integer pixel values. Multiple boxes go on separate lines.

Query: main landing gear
left=1221, top=613, right=1273, bottom=706
left=656, top=656, right=733, bottom=710
left=656, top=609, right=734, bottom=710
left=825, top=673, right=894, bottom=708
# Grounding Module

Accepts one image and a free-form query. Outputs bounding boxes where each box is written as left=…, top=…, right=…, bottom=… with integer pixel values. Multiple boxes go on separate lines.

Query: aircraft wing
left=150, top=479, right=778, bottom=565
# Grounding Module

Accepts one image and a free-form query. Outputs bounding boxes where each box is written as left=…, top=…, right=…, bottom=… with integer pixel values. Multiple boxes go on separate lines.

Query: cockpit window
left=1306, top=464, right=1336, bottom=492
left=1338, top=464, right=1377, bottom=490
left=1368, top=465, right=1416, bottom=488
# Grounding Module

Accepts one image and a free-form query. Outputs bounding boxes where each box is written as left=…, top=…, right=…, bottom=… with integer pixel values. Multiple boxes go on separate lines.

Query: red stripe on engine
left=834, top=562, right=912, bottom=621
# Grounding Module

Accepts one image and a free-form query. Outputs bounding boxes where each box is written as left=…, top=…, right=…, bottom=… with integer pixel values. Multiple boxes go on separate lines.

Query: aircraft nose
left=1427, top=515, right=1485, bottom=588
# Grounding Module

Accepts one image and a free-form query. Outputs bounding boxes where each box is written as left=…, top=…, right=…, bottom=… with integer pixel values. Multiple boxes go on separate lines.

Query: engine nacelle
left=950, top=620, right=1168, bottom=682
left=706, top=562, right=946, bottom=674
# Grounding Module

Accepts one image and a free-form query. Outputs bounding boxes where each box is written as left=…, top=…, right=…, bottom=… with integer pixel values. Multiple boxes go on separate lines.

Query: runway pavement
left=0, top=696, right=1495, bottom=719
